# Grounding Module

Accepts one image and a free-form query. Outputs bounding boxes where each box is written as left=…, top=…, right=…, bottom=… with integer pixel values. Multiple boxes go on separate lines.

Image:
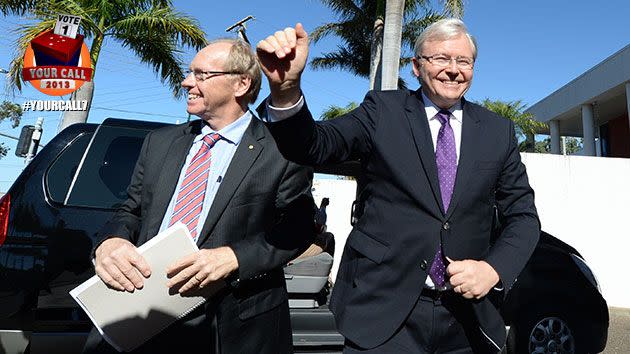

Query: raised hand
left=256, top=23, right=309, bottom=107
left=94, top=237, right=151, bottom=292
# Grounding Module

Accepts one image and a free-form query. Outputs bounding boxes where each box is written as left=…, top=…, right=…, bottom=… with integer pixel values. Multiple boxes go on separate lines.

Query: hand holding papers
left=70, top=223, right=224, bottom=352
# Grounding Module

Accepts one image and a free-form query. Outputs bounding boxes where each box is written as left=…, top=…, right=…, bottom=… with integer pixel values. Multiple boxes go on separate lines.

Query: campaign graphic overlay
left=21, top=14, right=92, bottom=97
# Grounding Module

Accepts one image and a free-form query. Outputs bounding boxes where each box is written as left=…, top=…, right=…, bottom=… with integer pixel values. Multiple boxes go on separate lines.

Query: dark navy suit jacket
left=265, top=89, right=540, bottom=350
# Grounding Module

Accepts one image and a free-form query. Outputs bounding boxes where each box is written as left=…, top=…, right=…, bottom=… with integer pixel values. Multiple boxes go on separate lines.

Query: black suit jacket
left=265, top=89, right=540, bottom=350
left=95, top=116, right=315, bottom=353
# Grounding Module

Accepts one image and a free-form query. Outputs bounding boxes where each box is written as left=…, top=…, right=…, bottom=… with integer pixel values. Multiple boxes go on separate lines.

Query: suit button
left=443, top=222, right=450, bottom=230
left=420, top=260, right=427, bottom=270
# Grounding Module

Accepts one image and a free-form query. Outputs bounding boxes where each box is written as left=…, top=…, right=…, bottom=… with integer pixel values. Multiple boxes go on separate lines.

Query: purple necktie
left=429, top=110, right=457, bottom=288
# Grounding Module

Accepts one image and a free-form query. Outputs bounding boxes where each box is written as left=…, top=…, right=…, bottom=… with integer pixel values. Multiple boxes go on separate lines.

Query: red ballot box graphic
left=21, top=28, right=92, bottom=96
left=31, top=29, right=84, bottom=66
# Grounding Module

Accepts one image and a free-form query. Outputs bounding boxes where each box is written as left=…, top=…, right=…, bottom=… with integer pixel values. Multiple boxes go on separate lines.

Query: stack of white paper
left=70, top=223, right=223, bottom=352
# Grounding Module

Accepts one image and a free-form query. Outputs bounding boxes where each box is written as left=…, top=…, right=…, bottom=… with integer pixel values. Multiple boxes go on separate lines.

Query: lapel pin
left=248, top=144, right=254, bottom=150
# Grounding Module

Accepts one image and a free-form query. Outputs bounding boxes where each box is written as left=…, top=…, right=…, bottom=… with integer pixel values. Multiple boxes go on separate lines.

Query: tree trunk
left=369, top=18, right=383, bottom=91
left=525, top=132, right=535, bottom=152
left=57, top=81, right=94, bottom=132
left=381, top=0, right=404, bottom=90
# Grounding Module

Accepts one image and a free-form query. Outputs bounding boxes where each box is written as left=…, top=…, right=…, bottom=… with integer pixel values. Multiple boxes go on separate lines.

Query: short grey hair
left=413, top=18, right=478, bottom=60
left=208, top=38, right=262, bottom=104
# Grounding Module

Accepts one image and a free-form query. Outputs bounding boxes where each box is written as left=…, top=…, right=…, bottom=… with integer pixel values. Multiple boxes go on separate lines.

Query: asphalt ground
left=604, top=307, right=630, bottom=353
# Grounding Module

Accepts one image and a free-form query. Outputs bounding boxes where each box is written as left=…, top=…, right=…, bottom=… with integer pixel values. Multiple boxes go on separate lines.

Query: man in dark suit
left=86, top=39, right=315, bottom=354
left=256, top=19, right=540, bottom=353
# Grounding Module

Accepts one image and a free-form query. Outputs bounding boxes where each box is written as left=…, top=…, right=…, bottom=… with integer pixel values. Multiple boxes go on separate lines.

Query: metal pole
left=226, top=16, right=255, bottom=44
left=25, top=117, right=43, bottom=165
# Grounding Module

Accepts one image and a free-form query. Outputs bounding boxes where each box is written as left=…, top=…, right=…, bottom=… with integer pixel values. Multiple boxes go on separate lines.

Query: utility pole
left=226, top=16, right=255, bottom=44
left=25, top=117, right=44, bottom=165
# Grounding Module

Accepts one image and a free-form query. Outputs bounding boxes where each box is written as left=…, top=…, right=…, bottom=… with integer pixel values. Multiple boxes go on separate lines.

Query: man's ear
left=233, top=75, right=252, bottom=99
left=411, top=57, right=422, bottom=78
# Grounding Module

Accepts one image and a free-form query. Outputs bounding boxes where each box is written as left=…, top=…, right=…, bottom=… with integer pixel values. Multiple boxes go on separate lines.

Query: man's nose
left=181, top=72, right=194, bottom=87
left=445, top=59, right=459, bottom=73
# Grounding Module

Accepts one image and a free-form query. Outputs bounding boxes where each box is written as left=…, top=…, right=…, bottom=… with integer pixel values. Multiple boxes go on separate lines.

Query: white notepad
left=70, top=223, right=224, bottom=352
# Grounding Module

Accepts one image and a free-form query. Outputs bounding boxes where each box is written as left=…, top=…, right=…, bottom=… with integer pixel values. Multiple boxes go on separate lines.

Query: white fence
left=522, top=153, right=630, bottom=308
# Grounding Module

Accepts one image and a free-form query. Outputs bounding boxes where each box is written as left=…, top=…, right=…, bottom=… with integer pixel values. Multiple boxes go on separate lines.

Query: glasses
left=419, top=55, right=474, bottom=70
left=184, top=69, right=242, bottom=82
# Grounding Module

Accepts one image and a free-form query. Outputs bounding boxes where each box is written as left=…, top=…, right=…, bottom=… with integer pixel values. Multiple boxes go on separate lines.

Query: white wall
left=311, top=178, right=356, bottom=281
left=521, top=153, right=630, bottom=308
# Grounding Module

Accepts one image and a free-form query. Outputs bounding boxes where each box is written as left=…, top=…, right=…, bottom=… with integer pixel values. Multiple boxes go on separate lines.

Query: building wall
left=521, top=153, right=630, bottom=308
left=606, top=114, right=630, bottom=158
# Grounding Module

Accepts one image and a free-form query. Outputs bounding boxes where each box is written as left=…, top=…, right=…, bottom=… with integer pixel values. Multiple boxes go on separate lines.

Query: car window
left=46, top=132, right=93, bottom=203
left=64, top=125, right=150, bottom=209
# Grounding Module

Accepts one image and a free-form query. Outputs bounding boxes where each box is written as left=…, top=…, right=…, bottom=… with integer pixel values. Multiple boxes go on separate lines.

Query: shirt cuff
left=266, top=95, right=305, bottom=122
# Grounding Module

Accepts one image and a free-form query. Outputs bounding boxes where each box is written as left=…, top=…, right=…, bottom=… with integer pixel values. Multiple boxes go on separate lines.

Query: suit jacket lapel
left=196, top=117, right=263, bottom=246
left=405, top=90, right=445, bottom=215
left=446, top=98, right=481, bottom=219
left=147, top=122, right=199, bottom=236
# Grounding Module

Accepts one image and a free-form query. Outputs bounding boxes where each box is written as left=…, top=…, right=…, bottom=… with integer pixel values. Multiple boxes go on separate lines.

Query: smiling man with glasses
left=257, top=18, right=540, bottom=353
left=84, top=38, right=315, bottom=354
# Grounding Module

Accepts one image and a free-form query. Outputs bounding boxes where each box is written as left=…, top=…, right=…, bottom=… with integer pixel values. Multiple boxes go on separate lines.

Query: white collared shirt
left=159, top=111, right=253, bottom=242
left=421, top=91, right=463, bottom=163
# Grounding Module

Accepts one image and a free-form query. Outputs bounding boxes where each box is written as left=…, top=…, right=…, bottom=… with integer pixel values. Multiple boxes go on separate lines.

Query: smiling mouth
left=188, top=93, right=202, bottom=100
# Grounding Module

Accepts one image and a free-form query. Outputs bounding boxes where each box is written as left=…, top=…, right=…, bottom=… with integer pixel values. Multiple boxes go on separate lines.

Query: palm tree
left=310, top=0, right=463, bottom=90
left=381, top=0, right=404, bottom=90
left=320, top=102, right=358, bottom=121
left=480, top=99, right=548, bottom=152
left=1, top=0, right=207, bottom=130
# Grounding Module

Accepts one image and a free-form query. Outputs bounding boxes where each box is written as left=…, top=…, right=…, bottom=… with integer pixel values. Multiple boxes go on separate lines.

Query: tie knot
left=202, top=133, right=222, bottom=149
left=435, top=110, right=451, bottom=125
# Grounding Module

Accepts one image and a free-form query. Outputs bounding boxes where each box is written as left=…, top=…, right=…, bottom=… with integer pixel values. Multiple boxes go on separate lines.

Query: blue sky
left=1, top=0, right=629, bottom=192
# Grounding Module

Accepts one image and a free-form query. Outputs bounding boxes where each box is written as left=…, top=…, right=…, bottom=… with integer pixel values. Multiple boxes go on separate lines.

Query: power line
left=91, top=106, right=185, bottom=119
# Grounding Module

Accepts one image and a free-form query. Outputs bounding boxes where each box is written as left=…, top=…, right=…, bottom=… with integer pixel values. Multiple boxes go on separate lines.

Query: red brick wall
left=608, top=114, right=630, bottom=158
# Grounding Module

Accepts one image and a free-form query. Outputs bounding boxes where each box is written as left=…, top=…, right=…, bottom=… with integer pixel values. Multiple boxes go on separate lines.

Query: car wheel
left=508, top=310, right=577, bottom=354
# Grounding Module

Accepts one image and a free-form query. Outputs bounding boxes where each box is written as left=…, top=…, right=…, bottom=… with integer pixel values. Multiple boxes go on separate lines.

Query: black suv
left=0, top=118, right=608, bottom=354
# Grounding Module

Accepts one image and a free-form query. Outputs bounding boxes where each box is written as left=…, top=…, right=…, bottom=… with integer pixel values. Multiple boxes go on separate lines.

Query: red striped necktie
left=169, top=133, right=221, bottom=240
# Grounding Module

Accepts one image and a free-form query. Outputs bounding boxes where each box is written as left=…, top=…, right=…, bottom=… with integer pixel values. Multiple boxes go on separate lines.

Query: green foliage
left=564, top=137, right=583, bottom=154
left=534, top=137, right=550, bottom=153
left=0, top=100, right=22, bottom=159
left=0, top=100, right=22, bottom=128
left=2, top=0, right=207, bottom=98
left=320, top=102, right=358, bottom=121
left=480, top=99, right=548, bottom=152
left=311, top=0, right=459, bottom=83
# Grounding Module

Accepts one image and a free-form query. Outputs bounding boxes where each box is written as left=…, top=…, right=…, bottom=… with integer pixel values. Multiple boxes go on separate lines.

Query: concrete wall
left=521, top=153, right=630, bottom=308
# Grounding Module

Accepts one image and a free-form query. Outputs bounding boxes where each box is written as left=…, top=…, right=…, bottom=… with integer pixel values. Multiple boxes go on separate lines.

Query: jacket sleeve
left=229, top=161, right=316, bottom=281
left=262, top=92, right=380, bottom=166
left=484, top=120, right=540, bottom=294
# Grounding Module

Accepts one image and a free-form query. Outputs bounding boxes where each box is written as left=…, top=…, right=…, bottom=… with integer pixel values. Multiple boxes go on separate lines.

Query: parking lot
left=604, top=307, right=630, bottom=353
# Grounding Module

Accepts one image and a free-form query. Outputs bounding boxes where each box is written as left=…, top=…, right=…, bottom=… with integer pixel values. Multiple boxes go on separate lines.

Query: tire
left=507, top=308, right=577, bottom=354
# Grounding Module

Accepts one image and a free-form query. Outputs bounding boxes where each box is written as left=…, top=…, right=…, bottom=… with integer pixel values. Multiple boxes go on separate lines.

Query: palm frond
left=116, top=30, right=186, bottom=97
left=319, top=0, right=364, bottom=19
left=401, top=12, right=444, bottom=52
left=320, top=101, right=358, bottom=121
left=0, top=0, right=37, bottom=16
left=441, top=0, right=464, bottom=18
left=31, top=0, right=102, bottom=38
left=310, top=23, right=343, bottom=43
left=108, top=6, right=206, bottom=49
left=7, top=20, right=56, bottom=92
